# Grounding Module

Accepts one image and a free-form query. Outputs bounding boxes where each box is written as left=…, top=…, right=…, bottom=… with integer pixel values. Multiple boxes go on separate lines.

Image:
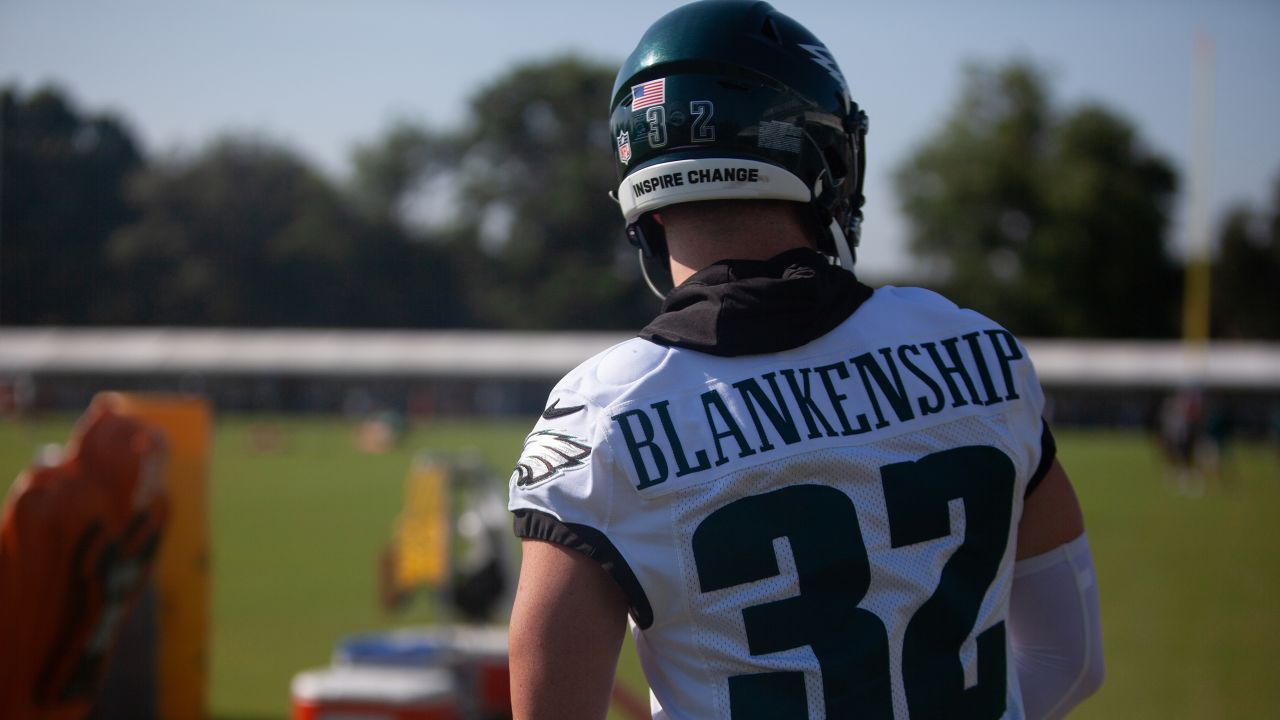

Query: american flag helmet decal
left=630, top=78, right=666, bottom=110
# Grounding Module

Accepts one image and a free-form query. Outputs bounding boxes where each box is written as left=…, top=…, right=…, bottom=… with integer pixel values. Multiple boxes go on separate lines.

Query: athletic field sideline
left=2, top=415, right=1277, bottom=719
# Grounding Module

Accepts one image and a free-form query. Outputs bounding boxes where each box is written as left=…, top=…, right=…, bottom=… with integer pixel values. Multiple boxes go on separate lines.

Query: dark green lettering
left=815, top=362, right=871, bottom=436
left=852, top=349, right=916, bottom=429
left=984, top=329, right=1023, bottom=401
left=962, top=331, right=1002, bottom=406
left=898, top=344, right=946, bottom=416
left=733, top=374, right=802, bottom=452
left=612, top=409, right=669, bottom=490
left=921, top=339, right=980, bottom=408
left=653, top=400, right=712, bottom=478
left=701, top=390, right=756, bottom=465
left=780, top=368, right=838, bottom=439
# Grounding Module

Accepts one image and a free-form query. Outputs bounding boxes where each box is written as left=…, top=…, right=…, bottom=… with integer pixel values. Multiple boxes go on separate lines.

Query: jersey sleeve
left=507, top=378, right=657, bottom=627
left=1026, top=420, right=1057, bottom=497
left=508, top=379, right=609, bottom=520
left=997, top=328, right=1057, bottom=497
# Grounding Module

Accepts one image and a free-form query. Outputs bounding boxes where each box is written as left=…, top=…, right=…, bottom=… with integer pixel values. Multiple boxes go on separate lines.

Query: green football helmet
left=610, top=0, right=868, bottom=270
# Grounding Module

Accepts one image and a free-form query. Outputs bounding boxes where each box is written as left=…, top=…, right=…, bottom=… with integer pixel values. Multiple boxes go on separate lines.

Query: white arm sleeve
left=1009, top=533, right=1105, bottom=720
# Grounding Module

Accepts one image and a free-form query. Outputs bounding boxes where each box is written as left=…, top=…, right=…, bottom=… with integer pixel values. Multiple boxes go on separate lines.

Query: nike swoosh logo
left=542, top=399, right=586, bottom=420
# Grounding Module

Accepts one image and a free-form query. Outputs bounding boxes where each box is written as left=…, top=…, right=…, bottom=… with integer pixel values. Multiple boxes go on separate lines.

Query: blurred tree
left=1211, top=177, right=1280, bottom=339
left=458, top=56, right=647, bottom=329
left=1034, top=105, right=1179, bottom=336
left=0, top=86, right=143, bottom=323
left=349, top=121, right=462, bottom=232
left=360, top=56, right=655, bottom=330
left=896, top=62, right=1180, bottom=337
left=108, top=139, right=470, bottom=327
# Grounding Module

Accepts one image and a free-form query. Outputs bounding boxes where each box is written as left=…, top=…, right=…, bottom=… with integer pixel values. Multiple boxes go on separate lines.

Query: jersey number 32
left=692, top=445, right=1015, bottom=720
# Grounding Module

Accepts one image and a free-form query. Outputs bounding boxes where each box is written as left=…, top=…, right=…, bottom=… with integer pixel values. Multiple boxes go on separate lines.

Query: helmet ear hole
left=627, top=214, right=668, bottom=261
left=822, top=144, right=849, bottom=183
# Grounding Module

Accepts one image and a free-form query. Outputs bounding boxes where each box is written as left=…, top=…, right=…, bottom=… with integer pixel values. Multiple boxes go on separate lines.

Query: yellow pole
left=1182, top=32, right=1214, bottom=349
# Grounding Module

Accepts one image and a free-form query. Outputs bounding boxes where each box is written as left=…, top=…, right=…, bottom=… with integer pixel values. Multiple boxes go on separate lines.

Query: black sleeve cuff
left=1025, top=419, right=1057, bottom=498
left=513, top=509, right=654, bottom=630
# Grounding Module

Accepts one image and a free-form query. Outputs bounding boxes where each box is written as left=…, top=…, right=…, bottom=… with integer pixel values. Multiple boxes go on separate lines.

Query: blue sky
left=2, top=0, right=1277, bottom=277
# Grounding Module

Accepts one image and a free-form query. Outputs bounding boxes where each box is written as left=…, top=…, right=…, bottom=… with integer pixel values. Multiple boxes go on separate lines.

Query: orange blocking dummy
left=0, top=398, right=169, bottom=720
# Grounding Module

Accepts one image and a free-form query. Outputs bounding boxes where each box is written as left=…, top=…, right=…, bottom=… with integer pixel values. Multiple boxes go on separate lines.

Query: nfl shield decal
left=617, top=130, right=632, bottom=165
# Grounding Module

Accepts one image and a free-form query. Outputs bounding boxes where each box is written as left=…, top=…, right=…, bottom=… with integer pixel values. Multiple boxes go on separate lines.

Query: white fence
left=1, top=328, right=1278, bottom=389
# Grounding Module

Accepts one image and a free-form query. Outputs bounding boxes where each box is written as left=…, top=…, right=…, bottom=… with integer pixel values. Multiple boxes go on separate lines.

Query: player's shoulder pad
left=872, top=285, right=962, bottom=312
left=870, top=285, right=1016, bottom=334
left=550, top=336, right=671, bottom=408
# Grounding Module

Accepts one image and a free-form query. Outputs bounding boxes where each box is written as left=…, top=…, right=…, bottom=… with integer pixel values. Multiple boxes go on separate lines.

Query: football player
left=507, top=2, right=1103, bottom=718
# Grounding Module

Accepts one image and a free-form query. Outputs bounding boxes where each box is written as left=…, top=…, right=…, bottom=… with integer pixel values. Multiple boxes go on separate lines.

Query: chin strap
left=829, top=216, right=858, bottom=271
left=626, top=213, right=670, bottom=300
left=638, top=247, right=668, bottom=300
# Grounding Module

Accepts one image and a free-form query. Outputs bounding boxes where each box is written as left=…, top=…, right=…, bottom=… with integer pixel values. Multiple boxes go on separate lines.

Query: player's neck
left=662, top=201, right=815, bottom=286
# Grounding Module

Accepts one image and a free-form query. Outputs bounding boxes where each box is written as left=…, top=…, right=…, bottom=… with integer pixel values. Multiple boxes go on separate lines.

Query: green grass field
left=3, top=415, right=1278, bottom=719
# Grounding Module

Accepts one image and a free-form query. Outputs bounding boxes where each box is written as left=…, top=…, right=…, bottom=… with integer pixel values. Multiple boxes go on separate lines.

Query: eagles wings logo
left=511, top=430, right=592, bottom=489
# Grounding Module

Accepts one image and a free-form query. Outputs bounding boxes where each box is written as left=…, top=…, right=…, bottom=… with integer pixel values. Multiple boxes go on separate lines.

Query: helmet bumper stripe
left=618, top=159, right=810, bottom=224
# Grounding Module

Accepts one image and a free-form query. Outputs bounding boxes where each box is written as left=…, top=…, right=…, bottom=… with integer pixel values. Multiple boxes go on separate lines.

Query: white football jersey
left=509, top=286, right=1052, bottom=720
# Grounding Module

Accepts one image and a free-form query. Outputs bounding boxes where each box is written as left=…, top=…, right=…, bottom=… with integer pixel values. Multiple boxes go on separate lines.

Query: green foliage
left=359, top=57, right=656, bottom=329
left=896, top=62, right=1180, bottom=337
left=462, top=57, right=645, bottom=328
left=0, top=86, right=143, bottom=323
left=0, top=84, right=475, bottom=328
left=108, top=139, right=352, bottom=324
left=107, top=139, right=471, bottom=327
left=349, top=121, right=462, bottom=231
left=10, top=61, right=1274, bottom=336
left=1212, top=178, right=1280, bottom=338
left=3, top=59, right=656, bottom=330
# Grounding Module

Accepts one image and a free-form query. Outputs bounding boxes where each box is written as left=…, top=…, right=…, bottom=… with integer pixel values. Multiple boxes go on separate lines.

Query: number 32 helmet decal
left=610, top=0, right=869, bottom=271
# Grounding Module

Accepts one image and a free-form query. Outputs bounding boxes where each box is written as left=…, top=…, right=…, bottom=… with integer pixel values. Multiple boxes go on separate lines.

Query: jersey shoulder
left=867, top=285, right=1003, bottom=329
left=551, top=336, right=673, bottom=410
left=855, top=285, right=1028, bottom=354
left=509, top=337, right=672, bottom=514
